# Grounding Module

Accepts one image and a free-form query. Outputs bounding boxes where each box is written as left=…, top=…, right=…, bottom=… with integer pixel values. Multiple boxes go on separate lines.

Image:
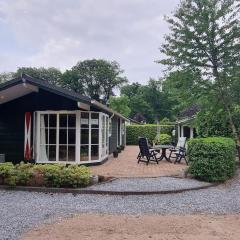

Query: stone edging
left=0, top=182, right=219, bottom=196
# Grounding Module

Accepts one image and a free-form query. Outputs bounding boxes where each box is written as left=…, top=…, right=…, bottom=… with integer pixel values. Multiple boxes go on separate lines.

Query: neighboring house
left=0, top=74, right=128, bottom=165
left=132, top=113, right=146, bottom=124
left=176, top=105, right=200, bottom=140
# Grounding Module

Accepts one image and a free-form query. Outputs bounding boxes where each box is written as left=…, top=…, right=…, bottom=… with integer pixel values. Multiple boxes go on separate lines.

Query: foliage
left=109, top=95, right=131, bottom=117
left=154, top=133, right=172, bottom=145
left=162, top=70, right=208, bottom=115
left=66, top=59, right=128, bottom=102
left=0, top=72, right=14, bottom=83
left=121, top=79, right=173, bottom=123
left=0, top=162, right=15, bottom=178
left=188, top=137, right=236, bottom=182
left=159, top=0, right=240, bottom=150
left=126, top=125, right=174, bottom=145
left=0, top=163, right=91, bottom=188
left=33, top=164, right=90, bottom=188
left=196, top=108, right=233, bottom=138
left=14, top=67, right=63, bottom=85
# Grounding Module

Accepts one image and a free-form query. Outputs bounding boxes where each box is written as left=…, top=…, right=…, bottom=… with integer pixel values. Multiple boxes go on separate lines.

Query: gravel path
left=1, top=178, right=240, bottom=240
left=87, top=177, right=211, bottom=192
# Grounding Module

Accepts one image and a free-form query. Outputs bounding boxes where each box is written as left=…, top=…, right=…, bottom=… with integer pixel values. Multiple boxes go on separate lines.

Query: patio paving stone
left=90, top=146, right=187, bottom=178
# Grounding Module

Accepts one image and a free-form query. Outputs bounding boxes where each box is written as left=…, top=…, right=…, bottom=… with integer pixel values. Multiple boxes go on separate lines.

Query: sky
left=0, top=0, right=180, bottom=84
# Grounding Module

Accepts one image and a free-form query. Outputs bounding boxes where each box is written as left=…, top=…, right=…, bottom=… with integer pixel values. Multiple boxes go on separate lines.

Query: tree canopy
left=159, top=0, right=240, bottom=148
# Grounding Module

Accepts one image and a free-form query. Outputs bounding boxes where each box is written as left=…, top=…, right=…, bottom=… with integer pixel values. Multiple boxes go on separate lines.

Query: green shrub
left=154, top=134, right=172, bottom=145
left=0, top=162, right=15, bottom=178
left=0, top=162, right=91, bottom=188
left=126, top=124, right=174, bottom=145
left=188, top=137, right=236, bottom=182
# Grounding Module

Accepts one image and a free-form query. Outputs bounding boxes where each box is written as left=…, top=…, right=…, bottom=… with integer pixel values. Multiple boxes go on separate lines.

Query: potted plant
left=120, top=145, right=125, bottom=151
left=113, top=150, right=118, bottom=158
left=117, top=146, right=121, bottom=153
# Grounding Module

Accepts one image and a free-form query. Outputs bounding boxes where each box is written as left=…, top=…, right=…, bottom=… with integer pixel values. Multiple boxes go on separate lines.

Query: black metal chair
left=137, top=137, right=159, bottom=165
left=172, top=147, right=188, bottom=165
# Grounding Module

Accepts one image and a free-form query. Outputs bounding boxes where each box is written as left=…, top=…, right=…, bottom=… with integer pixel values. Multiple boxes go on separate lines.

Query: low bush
left=188, top=137, right=236, bottom=182
left=0, top=163, right=91, bottom=188
left=127, top=124, right=174, bottom=145
left=154, top=134, right=172, bottom=145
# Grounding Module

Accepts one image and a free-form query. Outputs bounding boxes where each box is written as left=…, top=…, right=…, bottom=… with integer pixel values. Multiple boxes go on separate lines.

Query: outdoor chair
left=137, top=137, right=159, bottom=165
left=169, top=137, right=186, bottom=160
left=171, top=147, right=188, bottom=165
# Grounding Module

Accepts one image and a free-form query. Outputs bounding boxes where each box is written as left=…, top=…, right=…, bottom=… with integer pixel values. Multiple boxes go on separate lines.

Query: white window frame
left=36, top=110, right=109, bottom=164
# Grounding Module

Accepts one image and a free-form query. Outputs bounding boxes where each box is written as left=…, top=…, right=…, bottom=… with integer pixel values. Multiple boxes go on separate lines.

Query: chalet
left=0, top=74, right=128, bottom=165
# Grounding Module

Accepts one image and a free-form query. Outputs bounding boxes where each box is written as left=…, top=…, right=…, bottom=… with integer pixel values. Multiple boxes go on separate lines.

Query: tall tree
left=69, top=59, right=128, bottom=102
left=109, top=96, right=131, bottom=117
left=14, top=67, right=63, bottom=85
left=162, top=69, right=207, bottom=115
left=0, top=72, right=14, bottom=83
left=159, top=0, right=240, bottom=150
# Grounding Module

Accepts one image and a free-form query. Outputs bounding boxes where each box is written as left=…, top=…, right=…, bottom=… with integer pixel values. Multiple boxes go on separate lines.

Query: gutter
left=91, top=100, right=129, bottom=121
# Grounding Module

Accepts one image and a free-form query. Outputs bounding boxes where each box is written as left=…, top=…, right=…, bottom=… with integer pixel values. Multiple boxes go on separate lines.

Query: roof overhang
left=0, top=82, right=38, bottom=105
left=176, top=116, right=196, bottom=124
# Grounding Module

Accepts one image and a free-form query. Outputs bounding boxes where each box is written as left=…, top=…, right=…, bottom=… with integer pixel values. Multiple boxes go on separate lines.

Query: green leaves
left=109, top=96, right=131, bottom=117
left=0, top=163, right=91, bottom=188
left=188, top=137, right=236, bottom=182
left=126, top=125, right=174, bottom=145
left=70, top=59, right=128, bottom=102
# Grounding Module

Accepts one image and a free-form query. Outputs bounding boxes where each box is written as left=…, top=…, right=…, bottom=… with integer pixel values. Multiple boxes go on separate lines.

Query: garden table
left=152, top=145, right=173, bottom=163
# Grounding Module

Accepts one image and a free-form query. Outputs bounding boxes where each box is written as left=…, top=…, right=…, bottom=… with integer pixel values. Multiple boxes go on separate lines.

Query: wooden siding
left=0, top=89, right=125, bottom=163
left=0, top=89, right=81, bottom=163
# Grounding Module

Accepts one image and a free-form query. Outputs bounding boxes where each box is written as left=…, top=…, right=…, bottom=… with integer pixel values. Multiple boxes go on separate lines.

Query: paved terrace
left=90, top=146, right=187, bottom=178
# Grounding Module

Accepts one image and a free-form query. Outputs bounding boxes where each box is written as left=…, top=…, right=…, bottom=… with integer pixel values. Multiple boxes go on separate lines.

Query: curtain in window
left=40, top=115, right=48, bottom=161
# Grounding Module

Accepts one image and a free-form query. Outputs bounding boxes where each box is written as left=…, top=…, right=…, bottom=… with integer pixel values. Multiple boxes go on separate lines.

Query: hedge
left=188, top=137, right=236, bottom=182
left=0, top=162, right=91, bottom=188
left=126, top=124, right=174, bottom=145
left=154, top=133, right=172, bottom=145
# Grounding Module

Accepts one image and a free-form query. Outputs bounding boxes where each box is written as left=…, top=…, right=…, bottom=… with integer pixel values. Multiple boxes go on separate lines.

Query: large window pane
left=59, top=145, right=67, bottom=161
left=68, top=146, right=75, bottom=161
left=59, top=114, right=67, bottom=128
left=68, top=129, right=76, bottom=144
left=59, top=129, right=67, bottom=144
left=68, top=114, right=76, bottom=128
left=49, top=114, right=56, bottom=127
left=81, top=112, right=89, bottom=128
left=80, top=146, right=89, bottom=161
left=91, top=145, right=99, bottom=160
left=91, top=113, right=99, bottom=128
left=92, top=129, right=99, bottom=144
left=81, top=129, right=89, bottom=144
left=49, top=129, right=56, bottom=144
left=49, top=146, right=56, bottom=161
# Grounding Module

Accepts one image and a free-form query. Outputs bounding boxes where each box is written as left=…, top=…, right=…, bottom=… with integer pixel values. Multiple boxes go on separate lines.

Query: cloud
left=0, top=0, right=180, bottom=83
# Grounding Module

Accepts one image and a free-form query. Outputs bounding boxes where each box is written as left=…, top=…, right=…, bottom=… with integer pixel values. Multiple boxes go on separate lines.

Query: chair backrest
left=138, top=137, right=151, bottom=157
left=176, top=137, right=186, bottom=148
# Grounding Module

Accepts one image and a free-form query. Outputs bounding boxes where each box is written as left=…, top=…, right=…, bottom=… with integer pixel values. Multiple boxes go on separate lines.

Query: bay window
left=37, top=111, right=108, bottom=163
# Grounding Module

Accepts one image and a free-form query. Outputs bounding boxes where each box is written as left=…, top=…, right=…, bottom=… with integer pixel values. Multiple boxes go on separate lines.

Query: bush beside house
left=0, top=163, right=91, bottom=188
left=188, top=137, right=236, bottom=182
left=126, top=124, right=174, bottom=145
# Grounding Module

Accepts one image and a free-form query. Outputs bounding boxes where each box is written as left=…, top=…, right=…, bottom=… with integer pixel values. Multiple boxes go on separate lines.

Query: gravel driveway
left=1, top=178, right=240, bottom=240
left=87, top=177, right=211, bottom=192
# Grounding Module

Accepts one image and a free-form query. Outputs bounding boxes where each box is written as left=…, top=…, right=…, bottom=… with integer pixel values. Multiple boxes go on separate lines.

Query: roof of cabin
left=0, top=73, right=129, bottom=121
